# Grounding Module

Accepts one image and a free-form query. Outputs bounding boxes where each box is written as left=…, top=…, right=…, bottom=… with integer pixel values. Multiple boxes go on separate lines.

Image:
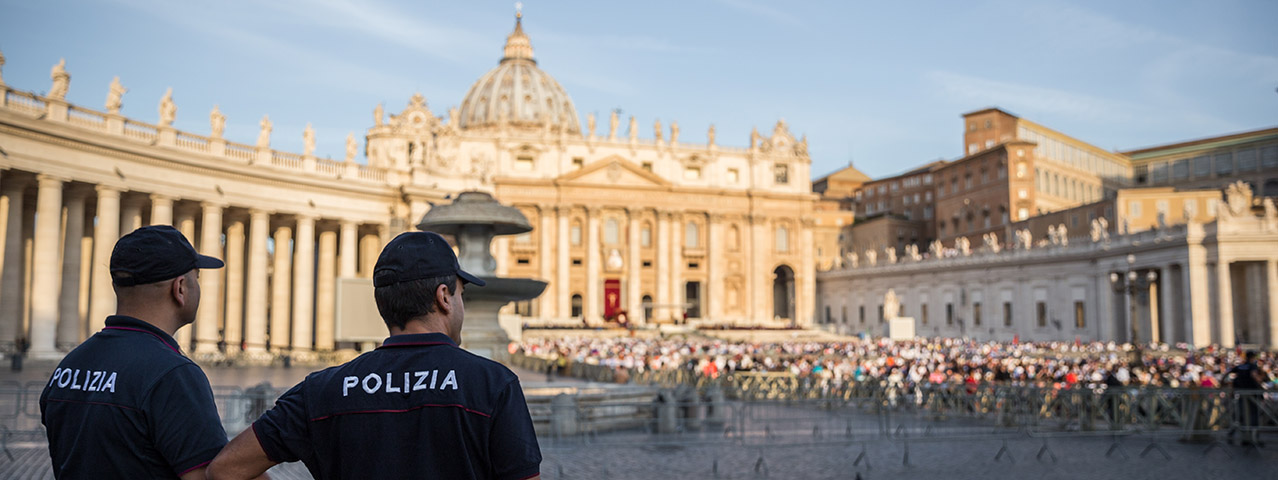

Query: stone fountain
left=417, top=191, right=546, bottom=362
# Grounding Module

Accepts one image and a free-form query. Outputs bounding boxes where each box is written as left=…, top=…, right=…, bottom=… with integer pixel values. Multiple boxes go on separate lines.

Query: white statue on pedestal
left=884, top=289, right=900, bottom=321
left=257, top=115, right=273, bottom=148
left=865, top=249, right=878, bottom=266
left=209, top=105, right=226, bottom=139
left=847, top=251, right=859, bottom=268
left=48, top=59, right=70, bottom=100
left=157, top=88, right=176, bottom=127
left=303, top=123, right=315, bottom=156
left=345, top=133, right=358, bottom=163
left=884, top=246, right=897, bottom=264
left=104, top=77, right=126, bottom=114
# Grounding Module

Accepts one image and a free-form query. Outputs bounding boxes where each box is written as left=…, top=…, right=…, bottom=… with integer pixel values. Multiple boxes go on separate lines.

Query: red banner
left=604, top=279, right=621, bottom=319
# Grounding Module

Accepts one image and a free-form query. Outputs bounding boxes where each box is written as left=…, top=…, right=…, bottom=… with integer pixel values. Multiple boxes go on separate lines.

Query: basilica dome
left=457, top=15, right=581, bottom=134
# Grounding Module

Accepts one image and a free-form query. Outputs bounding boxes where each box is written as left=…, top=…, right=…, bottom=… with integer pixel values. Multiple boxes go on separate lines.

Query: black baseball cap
left=373, top=231, right=485, bottom=288
left=110, top=225, right=224, bottom=286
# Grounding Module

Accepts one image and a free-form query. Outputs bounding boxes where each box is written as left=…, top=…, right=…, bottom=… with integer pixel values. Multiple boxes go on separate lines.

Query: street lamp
left=1110, top=254, right=1158, bottom=361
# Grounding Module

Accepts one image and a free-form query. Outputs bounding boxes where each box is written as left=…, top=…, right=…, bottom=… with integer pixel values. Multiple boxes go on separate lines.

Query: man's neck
left=114, top=310, right=179, bottom=337
left=389, top=317, right=454, bottom=341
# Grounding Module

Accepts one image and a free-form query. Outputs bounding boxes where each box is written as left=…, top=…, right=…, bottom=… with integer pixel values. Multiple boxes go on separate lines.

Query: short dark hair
left=374, top=274, right=457, bottom=330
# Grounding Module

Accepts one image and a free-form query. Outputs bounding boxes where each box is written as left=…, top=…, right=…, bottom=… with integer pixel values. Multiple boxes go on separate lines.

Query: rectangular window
left=841, top=306, right=848, bottom=324
left=1156, top=200, right=1169, bottom=217
left=1003, top=302, right=1012, bottom=326
left=973, top=302, right=982, bottom=326
left=572, top=258, right=583, bottom=266
left=1074, top=301, right=1086, bottom=328
left=1192, top=156, right=1210, bottom=177
left=946, top=303, right=954, bottom=325
left=515, top=156, right=534, bottom=171
left=859, top=306, right=865, bottom=324
left=1184, top=199, right=1198, bottom=218
left=641, top=161, right=653, bottom=172
left=921, top=304, right=928, bottom=325
left=1036, top=302, right=1047, bottom=327
left=684, top=166, right=702, bottom=180
left=1207, top=198, right=1218, bottom=216
left=642, top=260, right=652, bottom=268
left=1129, top=201, right=1142, bottom=218
left=1215, top=153, right=1233, bottom=175
left=774, top=164, right=789, bottom=184
left=516, top=258, right=530, bottom=265
left=572, top=157, right=585, bottom=170
left=1172, top=159, right=1189, bottom=179
left=727, top=168, right=739, bottom=183
left=641, top=226, right=651, bottom=247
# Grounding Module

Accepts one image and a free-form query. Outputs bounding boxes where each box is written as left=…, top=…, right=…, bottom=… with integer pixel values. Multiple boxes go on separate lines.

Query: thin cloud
left=260, top=0, right=490, bottom=64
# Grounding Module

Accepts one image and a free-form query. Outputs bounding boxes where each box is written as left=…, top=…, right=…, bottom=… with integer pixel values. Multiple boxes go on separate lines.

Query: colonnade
left=0, top=170, right=386, bottom=360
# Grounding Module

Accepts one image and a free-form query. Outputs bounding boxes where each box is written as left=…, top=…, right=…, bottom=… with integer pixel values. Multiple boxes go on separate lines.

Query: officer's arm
left=207, top=428, right=277, bottom=480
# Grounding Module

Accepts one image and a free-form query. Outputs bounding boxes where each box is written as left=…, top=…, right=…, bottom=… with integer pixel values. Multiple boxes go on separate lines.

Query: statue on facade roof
left=157, top=88, right=176, bottom=127
left=303, top=123, right=315, bottom=156
left=983, top=232, right=1001, bottom=253
left=373, top=103, right=384, bottom=127
left=1223, top=180, right=1254, bottom=218
left=653, top=119, right=663, bottom=142
left=448, top=106, right=459, bottom=127
left=905, top=244, right=921, bottom=261
left=670, top=121, right=679, bottom=145
left=104, top=76, right=126, bottom=114
left=209, top=105, right=225, bottom=139
left=750, top=127, right=760, bottom=150
left=1046, top=225, right=1058, bottom=245
left=608, top=110, right=618, bottom=140
left=345, top=133, right=357, bottom=163
left=928, top=239, right=942, bottom=258
left=48, top=59, right=70, bottom=101
left=707, top=124, right=716, bottom=146
left=955, top=237, right=971, bottom=256
left=1014, top=228, right=1032, bottom=249
left=0, top=48, right=6, bottom=86
left=257, top=115, right=272, bottom=148
left=627, top=116, right=637, bottom=143
left=1057, top=223, right=1069, bottom=246
left=847, top=251, right=859, bottom=268
left=884, top=246, right=897, bottom=264
left=865, top=249, right=877, bottom=266
left=586, top=112, right=596, bottom=138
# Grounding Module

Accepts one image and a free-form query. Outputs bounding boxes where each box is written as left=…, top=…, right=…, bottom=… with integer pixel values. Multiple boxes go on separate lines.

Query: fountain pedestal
left=418, top=192, right=546, bottom=364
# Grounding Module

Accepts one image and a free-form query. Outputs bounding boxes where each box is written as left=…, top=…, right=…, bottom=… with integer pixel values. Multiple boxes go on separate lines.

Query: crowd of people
left=517, top=335, right=1275, bottom=391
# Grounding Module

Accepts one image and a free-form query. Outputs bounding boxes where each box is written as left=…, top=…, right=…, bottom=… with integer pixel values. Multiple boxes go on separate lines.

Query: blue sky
left=1, top=0, right=1275, bottom=179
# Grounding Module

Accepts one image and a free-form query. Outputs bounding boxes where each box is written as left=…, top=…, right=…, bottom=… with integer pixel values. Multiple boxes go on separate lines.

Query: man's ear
left=435, top=282, right=453, bottom=315
left=171, top=275, right=188, bottom=308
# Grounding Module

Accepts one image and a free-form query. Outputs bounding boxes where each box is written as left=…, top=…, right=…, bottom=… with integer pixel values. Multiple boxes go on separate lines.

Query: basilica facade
left=0, top=16, right=818, bottom=360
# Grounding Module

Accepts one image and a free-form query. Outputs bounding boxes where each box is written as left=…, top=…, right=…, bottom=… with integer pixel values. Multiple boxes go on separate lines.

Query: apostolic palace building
left=1, top=15, right=1276, bottom=363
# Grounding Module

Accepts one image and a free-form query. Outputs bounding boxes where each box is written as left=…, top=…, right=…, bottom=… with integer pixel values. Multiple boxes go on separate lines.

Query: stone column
left=1267, top=259, right=1278, bottom=348
left=57, top=187, right=87, bottom=350
left=1159, top=266, right=1175, bottom=344
left=243, top=210, right=271, bottom=358
left=120, top=196, right=144, bottom=233
left=85, top=188, right=122, bottom=338
left=538, top=205, right=556, bottom=319
left=1217, top=260, right=1235, bottom=348
left=800, top=221, right=814, bottom=326
left=149, top=194, right=174, bottom=226
left=223, top=214, right=246, bottom=355
left=655, top=211, right=670, bottom=321
left=1147, top=277, right=1161, bottom=344
left=338, top=221, right=357, bottom=278
left=270, top=219, right=294, bottom=351
left=585, top=207, right=601, bottom=322
left=0, top=178, right=28, bottom=353
left=708, top=215, right=724, bottom=320
left=358, top=230, right=379, bottom=278
left=291, top=214, right=315, bottom=356
left=1185, top=239, right=1211, bottom=347
left=669, top=213, right=683, bottom=321
left=556, top=207, right=570, bottom=319
left=750, top=215, right=769, bottom=324
left=627, top=208, right=642, bottom=324
left=315, top=224, right=337, bottom=352
left=28, top=175, right=65, bottom=359
left=194, top=203, right=224, bottom=357
left=174, top=205, right=197, bottom=350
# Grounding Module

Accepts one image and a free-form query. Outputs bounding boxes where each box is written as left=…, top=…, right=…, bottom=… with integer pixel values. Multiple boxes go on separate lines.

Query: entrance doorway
left=685, top=282, right=702, bottom=319
left=773, top=265, right=795, bottom=321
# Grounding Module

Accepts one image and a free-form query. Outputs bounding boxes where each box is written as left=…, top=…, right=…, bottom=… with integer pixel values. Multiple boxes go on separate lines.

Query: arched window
left=604, top=218, right=619, bottom=245
left=685, top=221, right=699, bottom=248
left=571, top=294, right=583, bottom=318
left=775, top=226, right=789, bottom=253
left=641, top=295, right=654, bottom=322
left=728, top=225, right=740, bottom=251
left=570, top=221, right=582, bottom=246
left=641, top=222, right=652, bottom=247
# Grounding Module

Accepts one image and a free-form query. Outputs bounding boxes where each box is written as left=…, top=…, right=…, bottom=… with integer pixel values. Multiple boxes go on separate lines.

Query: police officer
left=208, top=232, right=542, bottom=480
left=40, top=225, right=227, bottom=479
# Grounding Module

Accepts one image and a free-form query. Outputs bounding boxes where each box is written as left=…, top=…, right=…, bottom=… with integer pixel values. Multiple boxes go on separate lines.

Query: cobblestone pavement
left=4, top=363, right=1273, bottom=479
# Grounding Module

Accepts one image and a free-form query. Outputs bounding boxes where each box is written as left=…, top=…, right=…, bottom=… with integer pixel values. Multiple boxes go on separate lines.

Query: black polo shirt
left=252, top=332, right=541, bottom=480
left=39, top=315, right=227, bottom=479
